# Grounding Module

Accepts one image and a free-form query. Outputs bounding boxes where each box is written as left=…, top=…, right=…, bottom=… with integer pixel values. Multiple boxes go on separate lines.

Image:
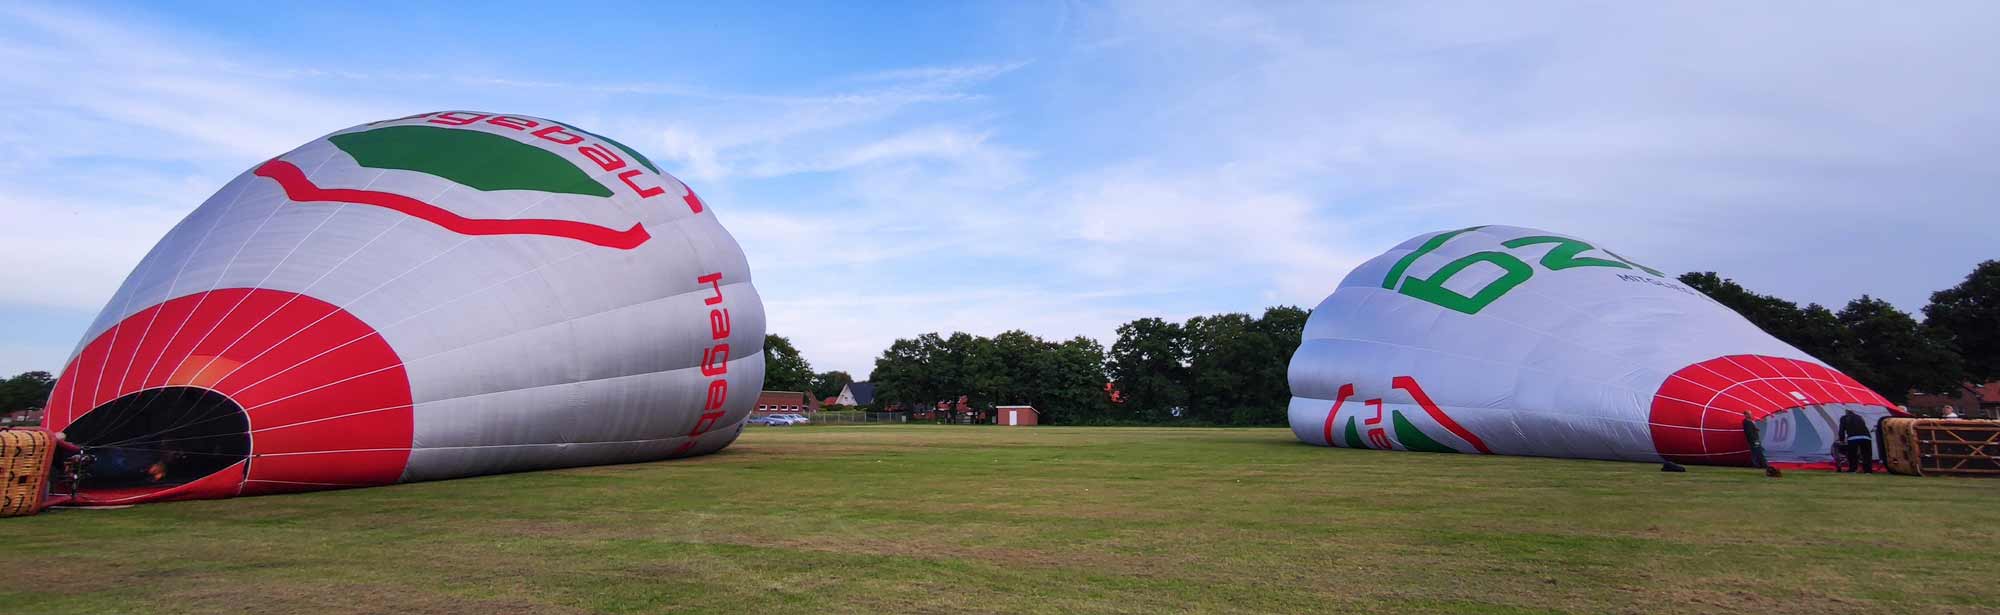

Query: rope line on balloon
left=242, top=431, right=725, bottom=458
left=79, top=158, right=600, bottom=447
left=79, top=226, right=186, bottom=421
left=81, top=159, right=384, bottom=448
left=128, top=137, right=687, bottom=447
left=108, top=295, right=765, bottom=452
left=1311, top=288, right=1880, bottom=417
left=75, top=444, right=245, bottom=458
left=103, top=209, right=356, bottom=448
left=1297, top=334, right=1877, bottom=431
left=92, top=393, right=237, bottom=448
left=107, top=183, right=253, bottom=403
left=93, top=214, right=418, bottom=447
left=1697, top=357, right=1821, bottom=413
left=138, top=164, right=388, bottom=431
left=1746, top=353, right=1853, bottom=403
left=230, top=269, right=753, bottom=406
left=159, top=166, right=711, bottom=420
left=148, top=171, right=457, bottom=417
left=82, top=180, right=266, bottom=443
left=99, top=402, right=414, bottom=449
left=155, top=146, right=642, bottom=405
left=1710, top=356, right=1809, bottom=411
left=1373, top=248, right=1821, bottom=399
left=81, top=151, right=352, bottom=443
left=75, top=151, right=723, bottom=450
left=70, top=218, right=175, bottom=427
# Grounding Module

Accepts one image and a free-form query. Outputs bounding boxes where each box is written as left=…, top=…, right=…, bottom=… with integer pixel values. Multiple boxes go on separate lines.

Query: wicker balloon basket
left=1, top=429, right=54, bottom=517
left=1880, top=418, right=2000, bottom=477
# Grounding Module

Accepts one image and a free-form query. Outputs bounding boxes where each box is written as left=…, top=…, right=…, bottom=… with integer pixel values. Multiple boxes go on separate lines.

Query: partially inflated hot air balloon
left=1288, top=225, right=1902, bottom=467
left=41, top=111, right=763, bottom=507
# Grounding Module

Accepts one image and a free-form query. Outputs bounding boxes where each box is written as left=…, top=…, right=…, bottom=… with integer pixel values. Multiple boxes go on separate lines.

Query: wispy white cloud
left=0, top=2, right=1044, bottom=377
left=0, top=192, right=188, bottom=310
left=1068, top=0, right=2000, bottom=311
left=4, top=0, right=1996, bottom=381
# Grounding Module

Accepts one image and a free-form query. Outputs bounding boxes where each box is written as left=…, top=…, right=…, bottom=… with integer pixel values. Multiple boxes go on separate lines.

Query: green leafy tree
left=945, top=332, right=1004, bottom=407
left=1108, top=318, right=1190, bottom=421
left=1679, top=272, right=1847, bottom=361
left=762, top=334, right=815, bottom=393
left=1184, top=311, right=1298, bottom=426
left=979, top=331, right=1110, bottom=425
left=0, top=371, right=55, bottom=411
left=810, top=370, right=854, bottom=401
left=1924, top=260, right=2000, bottom=381
left=1035, top=336, right=1112, bottom=424
left=1682, top=272, right=1976, bottom=402
left=872, top=333, right=947, bottom=410
left=1834, top=296, right=1964, bottom=403
left=1249, top=305, right=1310, bottom=422
left=1184, top=313, right=1256, bottom=423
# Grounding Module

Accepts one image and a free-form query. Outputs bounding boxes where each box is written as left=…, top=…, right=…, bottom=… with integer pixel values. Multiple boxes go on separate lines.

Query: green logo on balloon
left=1382, top=227, right=1666, bottom=315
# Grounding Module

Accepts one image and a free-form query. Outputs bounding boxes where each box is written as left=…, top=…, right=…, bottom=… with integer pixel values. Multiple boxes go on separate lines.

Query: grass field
left=4, top=425, right=1996, bottom=614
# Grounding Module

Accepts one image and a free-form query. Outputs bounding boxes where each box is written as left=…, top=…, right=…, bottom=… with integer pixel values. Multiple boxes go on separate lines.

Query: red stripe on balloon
left=1321, top=383, right=1355, bottom=446
left=254, top=159, right=652, bottom=249
left=1649, top=354, right=1900, bottom=466
left=46, top=289, right=414, bottom=504
left=1392, top=376, right=1492, bottom=454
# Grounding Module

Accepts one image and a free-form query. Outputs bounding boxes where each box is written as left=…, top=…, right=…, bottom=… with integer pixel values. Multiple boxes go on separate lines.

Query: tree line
left=761, top=334, right=856, bottom=402
left=759, top=260, right=1996, bottom=425
left=7, top=263, right=1989, bottom=422
left=1678, top=260, right=1999, bottom=405
left=0, top=371, right=54, bottom=414
left=845, top=307, right=1309, bottom=425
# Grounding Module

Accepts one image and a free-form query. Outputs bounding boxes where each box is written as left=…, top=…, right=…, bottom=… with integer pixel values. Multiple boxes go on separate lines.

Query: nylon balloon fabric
left=1286, top=225, right=1899, bottom=466
left=44, top=111, right=763, bottom=506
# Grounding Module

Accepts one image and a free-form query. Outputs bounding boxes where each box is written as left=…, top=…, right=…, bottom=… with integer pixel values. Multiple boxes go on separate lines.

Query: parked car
left=748, top=415, right=796, bottom=426
left=777, top=413, right=811, bottom=424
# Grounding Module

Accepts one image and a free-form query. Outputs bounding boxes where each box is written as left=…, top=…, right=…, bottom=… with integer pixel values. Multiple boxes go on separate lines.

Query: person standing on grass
left=1741, top=411, right=1779, bottom=477
left=1838, top=409, right=1874, bottom=473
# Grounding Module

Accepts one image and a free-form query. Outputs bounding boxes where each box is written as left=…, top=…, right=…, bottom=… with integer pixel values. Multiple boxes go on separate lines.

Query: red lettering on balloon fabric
left=1313, top=376, right=1492, bottom=454
left=681, top=271, right=735, bottom=455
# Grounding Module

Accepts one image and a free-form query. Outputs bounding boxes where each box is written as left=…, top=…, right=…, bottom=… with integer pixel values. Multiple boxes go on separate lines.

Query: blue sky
left=5, top=1, right=1998, bottom=378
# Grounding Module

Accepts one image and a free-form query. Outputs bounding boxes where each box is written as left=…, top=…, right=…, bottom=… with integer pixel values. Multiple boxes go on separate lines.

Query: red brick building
left=996, top=405, right=1039, bottom=426
left=1907, top=382, right=2000, bottom=419
left=1, top=407, right=40, bottom=427
left=755, top=391, right=815, bottom=414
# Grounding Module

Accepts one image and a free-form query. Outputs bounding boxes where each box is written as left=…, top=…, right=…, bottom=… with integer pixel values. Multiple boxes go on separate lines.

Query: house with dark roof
left=836, top=382, right=875, bottom=407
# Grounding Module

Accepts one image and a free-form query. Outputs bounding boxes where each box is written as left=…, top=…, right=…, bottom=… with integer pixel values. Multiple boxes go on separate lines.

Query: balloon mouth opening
left=1748, top=403, right=1895, bottom=466
left=62, top=386, right=249, bottom=504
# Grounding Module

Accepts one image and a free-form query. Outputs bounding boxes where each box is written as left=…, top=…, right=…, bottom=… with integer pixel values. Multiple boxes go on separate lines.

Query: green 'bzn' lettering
left=1502, top=235, right=1665, bottom=276
left=1382, top=230, right=1666, bottom=315
left=1396, top=251, right=1532, bottom=315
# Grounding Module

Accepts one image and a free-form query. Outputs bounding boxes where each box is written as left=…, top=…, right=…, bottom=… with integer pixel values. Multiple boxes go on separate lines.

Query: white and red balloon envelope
left=46, top=111, right=763, bottom=505
left=1288, top=225, right=1901, bottom=466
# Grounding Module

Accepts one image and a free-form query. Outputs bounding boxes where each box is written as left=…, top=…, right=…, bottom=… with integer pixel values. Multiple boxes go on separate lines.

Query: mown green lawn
left=3, top=425, right=1995, bottom=614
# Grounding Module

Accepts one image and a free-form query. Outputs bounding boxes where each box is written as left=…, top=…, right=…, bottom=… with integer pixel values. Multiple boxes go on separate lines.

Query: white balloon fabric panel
left=1287, top=225, right=1897, bottom=466
left=44, top=111, right=763, bottom=505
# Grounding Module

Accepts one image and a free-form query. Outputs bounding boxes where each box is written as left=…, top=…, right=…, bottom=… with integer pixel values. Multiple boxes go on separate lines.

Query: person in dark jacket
left=1838, top=409, right=1873, bottom=473
left=1742, top=411, right=1779, bottom=477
